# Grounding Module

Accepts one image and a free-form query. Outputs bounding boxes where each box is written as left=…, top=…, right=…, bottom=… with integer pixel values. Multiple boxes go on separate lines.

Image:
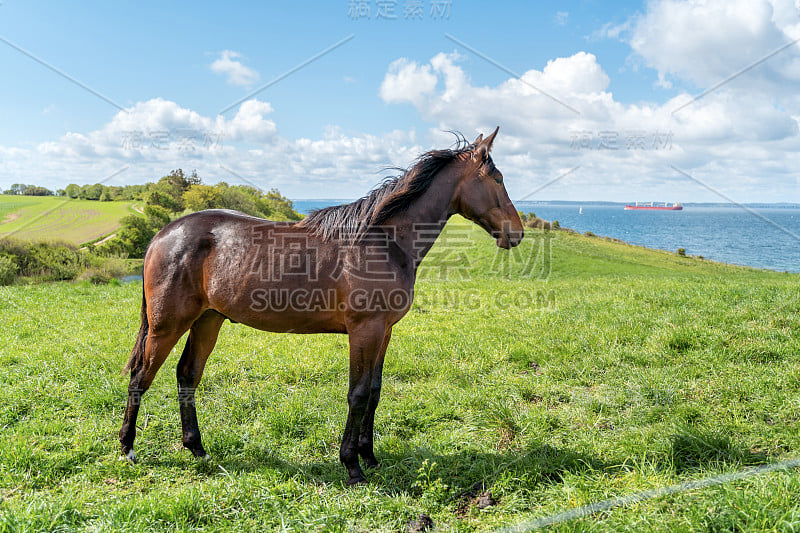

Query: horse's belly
left=239, top=311, right=346, bottom=334
left=212, top=286, right=347, bottom=334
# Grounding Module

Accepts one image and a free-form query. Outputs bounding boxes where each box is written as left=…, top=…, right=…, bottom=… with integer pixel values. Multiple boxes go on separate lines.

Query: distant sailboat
left=579, top=207, right=583, bottom=214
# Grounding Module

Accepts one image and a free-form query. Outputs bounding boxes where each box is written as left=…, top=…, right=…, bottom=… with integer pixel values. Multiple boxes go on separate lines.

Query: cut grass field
left=0, top=195, right=140, bottom=244
left=1, top=219, right=799, bottom=531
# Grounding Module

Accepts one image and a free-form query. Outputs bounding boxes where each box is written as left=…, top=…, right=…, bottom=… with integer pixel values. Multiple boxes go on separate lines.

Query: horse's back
left=143, top=210, right=349, bottom=333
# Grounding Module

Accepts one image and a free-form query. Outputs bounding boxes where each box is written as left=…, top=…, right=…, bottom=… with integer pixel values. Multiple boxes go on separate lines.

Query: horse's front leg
left=341, top=318, right=387, bottom=485
left=358, top=327, right=392, bottom=468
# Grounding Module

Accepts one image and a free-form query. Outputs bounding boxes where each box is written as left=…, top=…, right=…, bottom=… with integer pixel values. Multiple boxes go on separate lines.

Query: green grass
left=1, top=219, right=799, bottom=531
left=0, top=195, right=140, bottom=244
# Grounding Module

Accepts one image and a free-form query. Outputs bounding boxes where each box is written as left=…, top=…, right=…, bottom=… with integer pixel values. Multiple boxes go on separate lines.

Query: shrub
left=0, top=255, right=18, bottom=285
left=677, top=248, right=686, bottom=257
left=143, top=204, right=171, bottom=228
left=30, top=242, right=86, bottom=280
left=0, top=238, right=133, bottom=284
left=98, top=215, right=155, bottom=258
left=517, top=211, right=536, bottom=225
left=521, top=214, right=553, bottom=231
left=78, top=255, right=128, bottom=284
left=0, top=238, right=86, bottom=281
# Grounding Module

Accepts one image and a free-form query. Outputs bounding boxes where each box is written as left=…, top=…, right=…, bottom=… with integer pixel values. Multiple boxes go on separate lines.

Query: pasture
left=1, top=220, right=799, bottom=531
left=0, top=195, right=139, bottom=244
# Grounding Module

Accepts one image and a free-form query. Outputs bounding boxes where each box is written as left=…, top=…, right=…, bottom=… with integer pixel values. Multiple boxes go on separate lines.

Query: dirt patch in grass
left=455, top=481, right=498, bottom=516
left=2, top=211, right=21, bottom=223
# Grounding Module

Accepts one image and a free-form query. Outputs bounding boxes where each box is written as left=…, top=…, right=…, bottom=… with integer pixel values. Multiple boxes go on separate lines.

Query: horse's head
left=451, top=127, right=524, bottom=249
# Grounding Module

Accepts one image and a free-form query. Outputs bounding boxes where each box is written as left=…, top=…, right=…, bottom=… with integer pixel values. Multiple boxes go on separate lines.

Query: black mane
left=299, top=134, right=475, bottom=242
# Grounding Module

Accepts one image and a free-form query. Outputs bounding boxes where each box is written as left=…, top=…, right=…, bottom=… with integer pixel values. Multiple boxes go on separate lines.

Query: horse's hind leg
left=176, top=310, right=225, bottom=459
left=120, top=326, right=190, bottom=462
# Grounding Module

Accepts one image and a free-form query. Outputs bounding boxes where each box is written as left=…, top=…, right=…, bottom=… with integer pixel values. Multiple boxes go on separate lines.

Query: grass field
left=0, top=195, right=140, bottom=244
left=1, top=219, right=799, bottom=531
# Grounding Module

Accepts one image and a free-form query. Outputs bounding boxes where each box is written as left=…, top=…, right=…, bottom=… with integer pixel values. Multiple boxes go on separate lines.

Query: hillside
left=0, top=195, right=140, bottom=244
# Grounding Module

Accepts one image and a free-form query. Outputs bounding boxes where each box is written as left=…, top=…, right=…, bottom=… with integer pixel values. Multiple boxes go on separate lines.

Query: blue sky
left=1, top=0, right=799, bottom=202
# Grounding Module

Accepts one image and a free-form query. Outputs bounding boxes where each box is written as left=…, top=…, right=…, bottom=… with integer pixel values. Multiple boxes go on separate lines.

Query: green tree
left=144, top=204, right=171, bottom=229
left=100, top=215, right=155, bottom=257
left=262, top=188, right=303, bottom=221
left=65, top=184, right=80, bottom=198
left=183, top=184, right=223, bottom=211
left=121, top=184, right=147, bottom=200
left=80, top=183, right=104, bottom=200
left=148, top=169, right=200, bottom=212
left=106, top=186, right=124, bottom=200
left=147, top=190, right=182, bottom=212
left=219, top=185, right=258, bottom=215
left=22, top=186, right=53, bottom=196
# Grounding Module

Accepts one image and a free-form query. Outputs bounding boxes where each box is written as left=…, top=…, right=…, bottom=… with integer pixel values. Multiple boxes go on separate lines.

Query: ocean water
left=292, top=200, right=800, bottom=273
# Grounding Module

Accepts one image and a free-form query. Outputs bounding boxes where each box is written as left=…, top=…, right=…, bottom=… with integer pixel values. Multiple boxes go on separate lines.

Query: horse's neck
left=384, top=163, right=462, bottom=268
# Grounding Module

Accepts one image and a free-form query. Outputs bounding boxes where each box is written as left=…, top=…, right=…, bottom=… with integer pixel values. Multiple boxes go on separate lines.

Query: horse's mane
left=298, top=133, right=475, bottom=242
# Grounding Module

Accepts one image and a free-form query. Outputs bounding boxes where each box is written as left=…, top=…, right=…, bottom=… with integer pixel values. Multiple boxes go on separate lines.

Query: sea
left=292, top=200, right=800, bottom=273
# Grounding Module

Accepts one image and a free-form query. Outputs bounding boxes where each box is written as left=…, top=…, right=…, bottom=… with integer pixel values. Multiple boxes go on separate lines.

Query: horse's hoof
left=119, top=449, right=137, bottom=463
left=346, top=475, right=368, bottom=486
left=365, top=461, right=381, bottom=470
left=185, top=444, right=209, bottom=459
left=199, top=453, right=212, bottom=462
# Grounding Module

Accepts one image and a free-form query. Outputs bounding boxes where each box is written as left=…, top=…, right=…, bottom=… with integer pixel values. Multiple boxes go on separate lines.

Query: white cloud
left=210, top=50, right=260, bottom=87
left=555, top=11, right=569, bottom=26
left=224, top=100, right=277, bottom=142
left=591, top=19, right=632, bottom=41
left=374, top=49, right=800, bottom=202
left=0, top=98, right=421, bottom=199
left=379, top=57, right=439, bottom=106
left=605, top=0, right=800, bottom=100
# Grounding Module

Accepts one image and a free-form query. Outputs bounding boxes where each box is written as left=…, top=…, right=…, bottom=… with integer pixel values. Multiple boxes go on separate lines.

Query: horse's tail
left=122, top=287, right=149, bottom=375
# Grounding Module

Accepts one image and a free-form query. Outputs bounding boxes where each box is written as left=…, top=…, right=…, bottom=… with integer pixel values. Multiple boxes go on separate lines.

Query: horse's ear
left=472, top=143, right=488, bottom=162
left=471, top=127, right=498, bottom=161
left=484, top=126, right=499, bottom=152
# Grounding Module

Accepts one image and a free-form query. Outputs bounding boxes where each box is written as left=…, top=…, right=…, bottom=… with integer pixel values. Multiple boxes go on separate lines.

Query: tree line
left=96, top=169, right=303, bottom=257
left=4, top=182, right=139, bottom=199
left=2, top=169, right=303, bottom=260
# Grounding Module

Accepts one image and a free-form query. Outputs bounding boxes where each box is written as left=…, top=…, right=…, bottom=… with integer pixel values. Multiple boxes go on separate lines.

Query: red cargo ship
left=624, top=202, right=683, bottom=211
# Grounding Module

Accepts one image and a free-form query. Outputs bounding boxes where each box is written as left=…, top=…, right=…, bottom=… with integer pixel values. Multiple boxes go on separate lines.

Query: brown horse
left=119, top=127, right=523, bottom=484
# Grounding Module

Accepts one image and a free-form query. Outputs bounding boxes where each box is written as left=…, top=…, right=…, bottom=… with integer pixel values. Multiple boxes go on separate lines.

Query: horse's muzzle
left=497, top=229, right=524, bottom=249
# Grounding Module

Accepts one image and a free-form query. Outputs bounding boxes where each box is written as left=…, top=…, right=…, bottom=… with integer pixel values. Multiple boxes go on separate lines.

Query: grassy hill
left=0, top=219, right=798, bottom=531
left=0, top=195, right=140, bottom=244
